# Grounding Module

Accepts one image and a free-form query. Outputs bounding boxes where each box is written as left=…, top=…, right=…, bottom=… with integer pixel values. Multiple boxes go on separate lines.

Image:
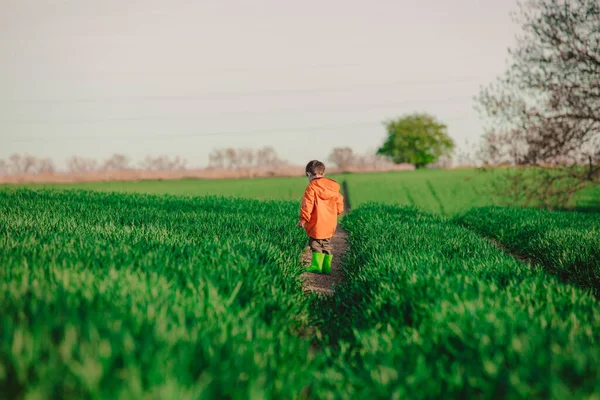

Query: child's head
left=305, top=160, right=325, bottom=181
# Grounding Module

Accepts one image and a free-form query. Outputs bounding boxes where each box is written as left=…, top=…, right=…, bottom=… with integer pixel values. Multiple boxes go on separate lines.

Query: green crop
left=455, top=206, right=600, bottom=295
left=0, top=188, right=321, bottom=398
left=2, top=188, right=599, bottom=399
left=315, top=204, right=600, bottom=398
left=9, top=169, right=600, bottom=215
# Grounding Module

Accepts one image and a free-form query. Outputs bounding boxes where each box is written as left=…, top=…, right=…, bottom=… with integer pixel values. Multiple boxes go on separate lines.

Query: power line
left=1, top=76, right=485, bottom=105
left=4, top=121, right=381, bottom=143
left=2, top=115, right=472, bottom=143
left=0, top=95, right=472, bottom=125
left=0, top=63, right=369, bottom=75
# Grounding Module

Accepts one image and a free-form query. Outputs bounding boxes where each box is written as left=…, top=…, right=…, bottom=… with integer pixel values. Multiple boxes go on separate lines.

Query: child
left=298, top=160, right=344, bottom=274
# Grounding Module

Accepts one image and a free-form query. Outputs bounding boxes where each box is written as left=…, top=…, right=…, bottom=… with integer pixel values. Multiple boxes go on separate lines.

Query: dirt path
left=483, top=236, right=532, bottom=265
left=300, top=227, right=348, bottom=295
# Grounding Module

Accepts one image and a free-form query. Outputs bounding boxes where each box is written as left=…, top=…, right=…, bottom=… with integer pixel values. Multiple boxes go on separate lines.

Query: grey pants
left=309, top=237, right=333, bottom=255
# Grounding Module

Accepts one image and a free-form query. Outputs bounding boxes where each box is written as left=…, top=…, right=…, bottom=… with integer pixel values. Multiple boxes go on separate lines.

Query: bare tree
left=255, top=146, right=286, bottom=168
left=359, top=153, right=400, bottom=169
left=239, top=149, right=255, bottom=169
left=5, top=154, right=55, bottom=175
left=209, top=146, right=287, bottom=170
left=139, top=155, right=187, bottom=171
left=168, top=156, right=187, bottom=171
left=224, top=148, right=239, bottom=170
left=37, top=158, right=56, bottom=174
left=477, top=0, right=600, bottom=208
left=7, top=154, right=21, bottom=174
left=208, top=149, right=226, bottom=169
left=328, top=147, right=355, bottom=172
left=452, top=139, right=478, bottom=168
left=67, top=156, right=99, bottom=173
left=0, top=160, right=6, bottom=175
left=102, top=153, right=131, bottom=172
left=9, top=154, right=38, bottom=174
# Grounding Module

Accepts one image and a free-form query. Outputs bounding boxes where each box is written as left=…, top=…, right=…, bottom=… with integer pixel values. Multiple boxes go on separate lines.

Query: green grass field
left=2, top=188, right=599, bottom=398
left=2, top=169, right=599, bottom=398
left=0, top=189, right=320, bottom=398
left=322, top=205, right=600, bottom=398
left=455, top=206, right=600, bottom=295
left=13, top=169, right=600, bottom=215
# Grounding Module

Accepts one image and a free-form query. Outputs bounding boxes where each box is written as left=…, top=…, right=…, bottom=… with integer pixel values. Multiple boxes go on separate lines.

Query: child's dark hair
left=305, top=160, right=325, bottom=175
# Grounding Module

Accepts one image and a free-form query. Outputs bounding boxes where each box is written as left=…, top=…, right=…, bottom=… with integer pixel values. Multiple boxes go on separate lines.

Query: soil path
left=484, top=236, right=532, bottom=265
left=300, top=227, right=348, bottom=295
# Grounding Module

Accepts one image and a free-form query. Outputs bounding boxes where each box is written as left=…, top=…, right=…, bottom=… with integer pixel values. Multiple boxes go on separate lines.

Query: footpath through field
left=300, top=227, right=348, bottom=295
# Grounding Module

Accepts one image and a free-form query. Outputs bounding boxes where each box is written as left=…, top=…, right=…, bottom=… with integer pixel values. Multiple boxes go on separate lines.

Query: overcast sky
left=0, top=0, right=520, bottom=168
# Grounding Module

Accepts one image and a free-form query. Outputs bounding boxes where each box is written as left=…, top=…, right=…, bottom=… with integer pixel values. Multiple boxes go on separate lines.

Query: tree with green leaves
left=377, top=113, right=455, bottom=169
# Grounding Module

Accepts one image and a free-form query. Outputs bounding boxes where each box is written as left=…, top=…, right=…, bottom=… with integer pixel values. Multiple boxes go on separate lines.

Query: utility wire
left=0, top=95, right=471, bottom=125
left=5, top=121, right=381, bottom=143
left=3, top=115, right=471, bottom=143
left=1, top=76, right=485, bottom=104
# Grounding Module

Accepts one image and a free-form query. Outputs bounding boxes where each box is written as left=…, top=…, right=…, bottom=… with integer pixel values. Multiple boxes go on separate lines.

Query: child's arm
left=299, top=185, right=315, bottom=225
left=336, top=193, right=344, bottom=215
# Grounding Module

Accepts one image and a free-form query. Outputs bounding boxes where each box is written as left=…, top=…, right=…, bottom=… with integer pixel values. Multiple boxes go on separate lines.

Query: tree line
left=0, top=154, right=188, bottom=175
left=0, top=146, right=413, bottom=176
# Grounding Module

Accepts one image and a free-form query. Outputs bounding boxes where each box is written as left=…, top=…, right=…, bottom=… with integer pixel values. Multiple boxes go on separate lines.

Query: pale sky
left=0, top=0, right=519, bottom=169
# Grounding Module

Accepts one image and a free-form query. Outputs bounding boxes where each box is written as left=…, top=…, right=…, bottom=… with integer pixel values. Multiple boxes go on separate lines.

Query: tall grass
left=0, top=188, right=320, bottom=398
left=2, top=188, right=599, bottom=398
left=455, top=206, right=600, bottom=295
left=314, top=205, right=600, bottom=398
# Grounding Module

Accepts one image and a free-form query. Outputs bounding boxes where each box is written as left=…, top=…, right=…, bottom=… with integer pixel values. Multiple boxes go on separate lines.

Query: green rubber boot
left=306, top=252, right=324, bottom=274
left=322, top=254, right=333, bottom=275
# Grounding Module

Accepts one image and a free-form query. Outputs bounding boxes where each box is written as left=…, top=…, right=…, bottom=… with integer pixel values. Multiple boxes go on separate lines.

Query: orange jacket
left=300, top=177, right=344, bottom=239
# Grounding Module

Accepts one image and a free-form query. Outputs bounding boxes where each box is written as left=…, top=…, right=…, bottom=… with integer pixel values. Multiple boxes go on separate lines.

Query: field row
left=0, top=189, right=320, bottom=398
left=1, top=188, right=599, bottom=398
left=455, top=206, right=600, bottom=295
left=318, top=204, right=600, bottom=398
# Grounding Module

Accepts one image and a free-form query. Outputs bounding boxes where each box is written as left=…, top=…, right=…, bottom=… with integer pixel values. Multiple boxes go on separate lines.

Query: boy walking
left=298, top=160, right=344, bottom=274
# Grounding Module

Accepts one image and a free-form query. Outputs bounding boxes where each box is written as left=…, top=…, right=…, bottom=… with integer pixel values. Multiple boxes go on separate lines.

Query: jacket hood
left=310, top=177, right=340, bottom=200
